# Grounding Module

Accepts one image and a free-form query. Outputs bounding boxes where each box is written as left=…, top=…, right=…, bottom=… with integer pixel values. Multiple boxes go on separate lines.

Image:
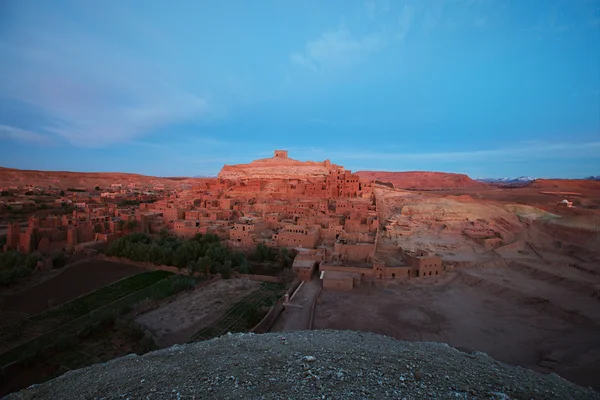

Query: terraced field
left=0, top=270, right=175, bottom=367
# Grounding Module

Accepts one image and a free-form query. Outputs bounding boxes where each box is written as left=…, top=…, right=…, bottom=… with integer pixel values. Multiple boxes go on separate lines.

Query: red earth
left=355, top=170, right=489, bottom=190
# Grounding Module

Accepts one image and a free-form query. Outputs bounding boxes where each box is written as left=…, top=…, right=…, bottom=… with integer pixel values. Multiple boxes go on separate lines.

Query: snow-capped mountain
left=584, top=176, right=600, bottom=181
left=476, top=176, right=536, bottom=183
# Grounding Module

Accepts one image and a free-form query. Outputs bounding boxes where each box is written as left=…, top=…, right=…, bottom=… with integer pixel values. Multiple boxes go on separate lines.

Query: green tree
left=59, top=190, right=65, bottom=196
left=277, top=248, right=293, bottom=269
left=51, top=252, right=68, bottom=269
left=95, top=186, right=101, bottom=191
left=125, top=220, right=139, bottom=233
left=219, top=260, right=232, bottom=279
left=197, top=257, right=211, bottom=278
left=238, top=259, right=251, bottom=274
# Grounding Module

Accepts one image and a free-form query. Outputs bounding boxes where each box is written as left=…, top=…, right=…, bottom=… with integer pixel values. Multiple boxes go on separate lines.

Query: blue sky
left=0, top=0, right=599, bottom=178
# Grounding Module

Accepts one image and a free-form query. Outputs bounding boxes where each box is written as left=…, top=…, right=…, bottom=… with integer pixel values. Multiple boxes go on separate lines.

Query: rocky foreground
left=7, top=330, right=599, bottom=400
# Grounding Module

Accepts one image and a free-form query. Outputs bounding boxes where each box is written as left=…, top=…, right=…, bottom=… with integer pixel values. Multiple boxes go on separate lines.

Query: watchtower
left=274, top=150, right=288, bottom=159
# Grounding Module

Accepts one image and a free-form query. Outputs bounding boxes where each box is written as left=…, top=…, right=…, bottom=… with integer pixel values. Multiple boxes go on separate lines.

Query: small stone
left=414, top=371, right=422, bottom=381
left=303, top=356, right=316, bottom=362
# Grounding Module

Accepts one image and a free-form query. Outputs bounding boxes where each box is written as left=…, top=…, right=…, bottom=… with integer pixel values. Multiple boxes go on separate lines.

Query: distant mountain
left=356, top=171, right=488, bottom=190
left=584, top=176, right=600, bottom=181
left=476, top=176, right=536, bottom=183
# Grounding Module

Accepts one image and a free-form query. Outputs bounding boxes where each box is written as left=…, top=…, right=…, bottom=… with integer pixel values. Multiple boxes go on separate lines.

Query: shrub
left=51, top=252, right=68, bottom=269
left=169, top=276, right=196, bottom=294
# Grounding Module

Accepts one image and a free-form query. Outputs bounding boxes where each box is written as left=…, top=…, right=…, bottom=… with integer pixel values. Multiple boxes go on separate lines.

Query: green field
left=0, top=271, right=197, bottom=367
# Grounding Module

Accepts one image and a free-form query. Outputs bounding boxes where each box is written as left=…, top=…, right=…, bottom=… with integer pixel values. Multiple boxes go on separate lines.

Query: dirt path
left=271, top=279, right=321, bottom=332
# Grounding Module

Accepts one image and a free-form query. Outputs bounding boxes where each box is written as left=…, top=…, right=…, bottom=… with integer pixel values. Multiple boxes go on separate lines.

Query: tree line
left=105, top=233, right=295, bottom=278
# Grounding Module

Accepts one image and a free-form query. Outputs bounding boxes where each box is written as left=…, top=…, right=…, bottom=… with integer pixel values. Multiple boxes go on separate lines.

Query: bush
left=253, top=243, right=276, bottom=262
left=54, top=334, right=77, bottom=351
left=219, top=261, right=232, bottom=279
left=106, top=233, right=250, bottom=275
left=169, top=276, right=196, bottom=294
left=116, top=318, right=145, bottom=341
left=51, top=252, right=68, bottom=269
left=137, top=336, right=156, bottom=354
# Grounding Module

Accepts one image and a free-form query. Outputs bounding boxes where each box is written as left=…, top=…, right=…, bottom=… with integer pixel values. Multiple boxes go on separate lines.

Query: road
left=271, top=278, right=321, bottom=332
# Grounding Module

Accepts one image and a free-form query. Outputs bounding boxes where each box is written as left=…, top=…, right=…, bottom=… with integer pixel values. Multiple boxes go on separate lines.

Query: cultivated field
left=0, top=268, right=190, bottom=396
left=191, top=282, right=287, bottom=341
left=0, top=260, right=144, bottom=314
left=136, top=278, right=262, bottom=346
left=313, top=260, right=600, bottom=390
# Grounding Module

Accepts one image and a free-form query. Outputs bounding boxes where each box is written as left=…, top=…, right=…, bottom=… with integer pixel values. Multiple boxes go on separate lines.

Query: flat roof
left=292, top=259, right=316, bottom=269
left=322, top=271, right=362, bottom=280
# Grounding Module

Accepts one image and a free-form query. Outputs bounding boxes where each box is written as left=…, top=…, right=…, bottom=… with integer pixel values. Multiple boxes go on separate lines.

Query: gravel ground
left=7, top=330, right=599, bottom=400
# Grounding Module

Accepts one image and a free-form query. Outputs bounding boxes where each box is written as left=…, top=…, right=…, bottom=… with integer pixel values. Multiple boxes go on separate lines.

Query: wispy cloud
left=0, top=14, right=215, bottom=148
left=290, top=27, right=385, bottom=70
left=289, top=53, right=317, bottom=72
left=327, top=141, right=600, bottom=163
left=0, top=125, right=52, bottom=145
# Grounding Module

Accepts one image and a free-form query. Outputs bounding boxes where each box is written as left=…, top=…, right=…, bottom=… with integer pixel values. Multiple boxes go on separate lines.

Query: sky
left=0, top=0, right=599, bottom=178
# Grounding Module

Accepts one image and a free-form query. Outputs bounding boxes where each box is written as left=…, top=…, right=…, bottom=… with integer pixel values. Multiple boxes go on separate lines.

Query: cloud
left=291, top=27, right=385, bottom=70
left=0, top=13, right=215, bottom=148
left=327, top=141, right=600, bottom=163
left=290, top=53, right=317, bottom=72
left=397, top=5, right=415, bottom=41
left=0, top=125, right=51, bottom=145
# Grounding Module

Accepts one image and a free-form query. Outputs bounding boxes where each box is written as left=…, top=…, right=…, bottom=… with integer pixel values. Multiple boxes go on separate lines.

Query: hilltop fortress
left=219, top=150, right=344, bottom=180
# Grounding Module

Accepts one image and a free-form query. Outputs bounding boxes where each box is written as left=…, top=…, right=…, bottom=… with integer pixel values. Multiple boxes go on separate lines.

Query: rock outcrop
left=7, top=330, right=598, bottom=400
left=218, top=152, right=343, bottom=180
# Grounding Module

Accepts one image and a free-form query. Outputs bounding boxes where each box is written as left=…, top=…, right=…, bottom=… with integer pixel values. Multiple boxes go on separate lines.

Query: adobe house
left=402, top=249, right=444, bottom=277
left=292, top=253, right=318, bottom=281
left=321, top=270, right=361, bottom=291
left=333, top=239, right=375, bottom=263
left=272, top=225, right=320, bottom=248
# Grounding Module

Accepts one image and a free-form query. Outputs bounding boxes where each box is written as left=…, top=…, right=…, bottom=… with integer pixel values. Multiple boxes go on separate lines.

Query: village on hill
left=1, top=150, right=600, bottom=396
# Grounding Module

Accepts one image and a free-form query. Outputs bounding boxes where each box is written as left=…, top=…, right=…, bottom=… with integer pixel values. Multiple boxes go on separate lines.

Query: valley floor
left=312, top=259, right=600, bottom=390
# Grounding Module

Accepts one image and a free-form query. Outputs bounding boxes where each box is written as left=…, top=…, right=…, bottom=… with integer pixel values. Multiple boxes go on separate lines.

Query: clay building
left=272, top=225, right=320, bottom=248
left=402, top=249, right=444, bottom=277
left=292, top=253, right=319, bottom=281
left=321, top=270, right=361, bottom=291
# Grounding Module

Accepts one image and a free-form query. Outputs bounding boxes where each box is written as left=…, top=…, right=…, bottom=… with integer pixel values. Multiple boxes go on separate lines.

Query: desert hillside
left=355, top=171, right=488, bottom=190
left=7, top=331, right=597, bottom=400
left=0, top=167, right=193, bottom=190
left=218, top=154, right=342, bottom=180
left=527, top=178, right=600, bottom=191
